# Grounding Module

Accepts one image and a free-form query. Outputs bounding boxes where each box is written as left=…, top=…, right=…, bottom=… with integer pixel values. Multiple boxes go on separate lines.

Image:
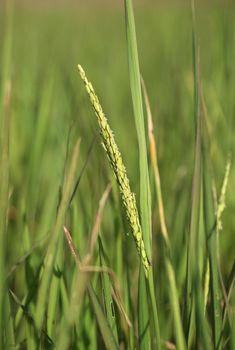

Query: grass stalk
left=124, top=0, right=152, bottom=262
left=99, top=237, right=119, bottom=343
left=202, top=115, right=223, bottom=349
left=186, top=4, right=211, bottom=347
left=124, top=1, right=162, bottom=347
left=0, top=2, right=233, bottom=349
left=138, top=264, right=151, bottom=350
left=141, top=66, right=186, bottom=350
left=58, top=186, right=118, bottom=350
left=35, top=139, right=80, bottom=333
left=0, top=0, right=13, bottom=345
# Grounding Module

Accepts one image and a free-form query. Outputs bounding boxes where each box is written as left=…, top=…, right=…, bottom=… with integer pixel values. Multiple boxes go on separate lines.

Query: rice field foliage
left=0, top=0, right=234, bottom=349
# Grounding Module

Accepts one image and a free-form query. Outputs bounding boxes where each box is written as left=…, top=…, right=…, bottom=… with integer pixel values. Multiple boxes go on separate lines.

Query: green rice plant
left=57, top=187, right=119, bottom=350
left=216, top=157, right=232, bottom=339
left=141, top=77, right=186, bottom=350
left=202, top=97, right=223, bottom=349
left=138, top=262, right=151, bottom=350
left=124, top=0, right=152, bottom=268
left=185, top=9, right=212, bottom=346
left=98, top=237, right=119, bottom=343
left=1, top=0, right=234, bottom=348
left=78, top=62, right=161, bottom=347
left=124, top=1, right=161, bottom=347
left=26, top=76, right=54, bottom=224
left=0, top=82, right=11, bottom=348
left=78, top=65, right=150, bottom=276
left=0, top=0, right=13, bottom=347
left=34, top=140, right=80, bottom=335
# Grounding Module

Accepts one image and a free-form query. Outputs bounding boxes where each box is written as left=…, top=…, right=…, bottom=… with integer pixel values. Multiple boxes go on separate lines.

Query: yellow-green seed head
left=78, top=64, right=150, bottom=276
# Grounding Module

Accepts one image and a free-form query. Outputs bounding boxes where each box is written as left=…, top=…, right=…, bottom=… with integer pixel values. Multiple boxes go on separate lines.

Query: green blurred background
left=0, top=0, right=234, bottom=290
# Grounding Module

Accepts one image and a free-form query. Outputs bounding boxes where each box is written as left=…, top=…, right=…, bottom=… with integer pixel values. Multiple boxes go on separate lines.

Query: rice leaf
left=0, top=0, right=13, bottom=346
left=124, top=1, right=161, bottom=346
left=138, top=264, right=150, bottom=350
left=99, top=237, right=119, bottom=343
left=35, top=140, right=80, bottom=333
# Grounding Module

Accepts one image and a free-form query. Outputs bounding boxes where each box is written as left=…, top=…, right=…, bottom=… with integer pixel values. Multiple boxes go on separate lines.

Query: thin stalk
left=124, top=0, right=152, bottom=260
left=202, top=125, right=223, bottom=349
left=141, top=77, right=186, bottom=349
left=187, top=3, right=211, bottom=347
left=140, top=77, right=169, bottom=246
left=35, top=140, right=80, bottom=332
left=58, top=185, right=118, bottom=350
left=124, top=1, right=161, bottom=347
left=138, top=264, right=151, bottom=350
left=0, top=0, right=13, bottom=346
left=99, top=238, right=119, bottom=343
left=147, top=270, right=161, bottom=349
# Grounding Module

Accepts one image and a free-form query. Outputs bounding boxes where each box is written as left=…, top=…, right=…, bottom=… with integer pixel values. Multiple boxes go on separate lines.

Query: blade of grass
left=165, top=258, right=186, bottom=349
left=186, top=3, right=211, bottom=348
left=26, top=76, right=54, bottom=224
left=138, top=264, right=150, bottom=350
left=216, top=156, right=231, bottom=323
left=57, top=185, right=118, bottom=350
left=141, top=76, right=186, bottom=350
left=98, top=237, right=119, bottom=343
left=124, top=1, right=161, bottom=347
left=124, top=0, right=152, bottom=260
left=223, top=261, right=234, bottom=328
left=184, top=2, right=200, bottom=343
left=230, top=289, right=235, bottom=350
left=34, top=139, right=80, bottom=333
left=0, top=0, right=13, bottom=108
left=124, top=265, right=135, bottom=349
left=5, top=293, right=15, bottom=349
left=47, top=235, right=63, bottom=338
left=199, top=39, right=226, bottom=344
left=140, top=77, right=169, bottom=246
left=0, top=81, right=11, bottom=349
left=0, top=0, right=13, bottom=347
left=201, top=100, right=223, bottom=349
left=88, top=284, right=119, bottom=350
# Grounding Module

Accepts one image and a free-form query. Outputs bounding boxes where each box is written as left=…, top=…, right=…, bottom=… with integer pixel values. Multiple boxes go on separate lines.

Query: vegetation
left=0, top=0, right=234, bottom=348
